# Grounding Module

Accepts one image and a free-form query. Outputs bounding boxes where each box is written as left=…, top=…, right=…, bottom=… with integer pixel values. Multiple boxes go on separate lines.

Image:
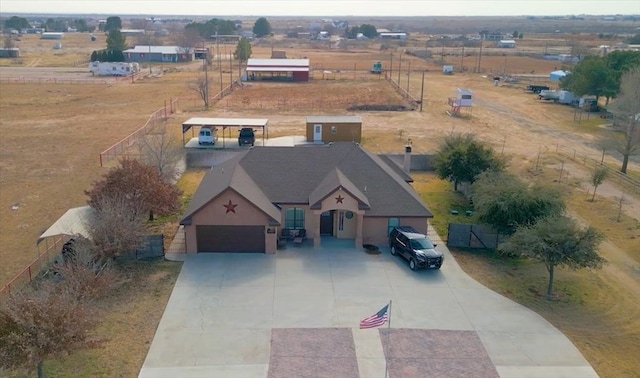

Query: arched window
left=285, top=208, right=305, bottom=229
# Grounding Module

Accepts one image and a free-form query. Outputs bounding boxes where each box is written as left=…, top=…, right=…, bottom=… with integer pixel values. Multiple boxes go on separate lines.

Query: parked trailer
left=538, top=90, right=579, bottom=106
left=89, top=61, right=140, bottom=76
left=525, top=84, right=550, bottom=94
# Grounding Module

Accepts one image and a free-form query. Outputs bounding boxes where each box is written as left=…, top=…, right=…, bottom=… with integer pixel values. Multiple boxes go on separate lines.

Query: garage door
left=196, top=225, right=265, bottom=253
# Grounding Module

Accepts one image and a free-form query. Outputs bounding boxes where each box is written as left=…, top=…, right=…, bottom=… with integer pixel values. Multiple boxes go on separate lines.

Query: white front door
left=313, top=124, right=322, bottom=142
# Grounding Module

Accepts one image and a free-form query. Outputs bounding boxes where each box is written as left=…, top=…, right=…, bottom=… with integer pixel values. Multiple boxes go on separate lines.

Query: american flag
left=359, top=304, right=389, bottom=329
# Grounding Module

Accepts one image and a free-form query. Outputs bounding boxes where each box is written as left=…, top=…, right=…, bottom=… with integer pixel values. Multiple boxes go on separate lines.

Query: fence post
left=28, top=266, right=32, bottom=281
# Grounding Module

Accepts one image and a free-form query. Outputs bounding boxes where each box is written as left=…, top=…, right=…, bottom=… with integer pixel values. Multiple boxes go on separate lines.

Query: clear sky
left=1, top=0, right=638, bottom=17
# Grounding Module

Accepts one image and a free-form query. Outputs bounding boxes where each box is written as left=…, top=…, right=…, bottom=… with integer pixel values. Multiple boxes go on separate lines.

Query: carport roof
left=38, top=206, right=96, bottom=244
left=181, top=117, right=269, bottom=133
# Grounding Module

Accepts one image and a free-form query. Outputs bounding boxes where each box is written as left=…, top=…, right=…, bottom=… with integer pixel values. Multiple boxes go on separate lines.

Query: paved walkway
left=140, top=235, right=598, bottom=378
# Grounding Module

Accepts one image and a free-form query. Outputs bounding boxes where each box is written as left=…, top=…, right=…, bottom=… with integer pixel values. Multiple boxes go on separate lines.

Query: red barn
left=245, top=58, right=310, bottom=82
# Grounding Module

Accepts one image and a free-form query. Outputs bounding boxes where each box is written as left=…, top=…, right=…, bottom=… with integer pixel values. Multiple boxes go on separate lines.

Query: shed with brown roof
left=306, top=115, right=362, bottom=143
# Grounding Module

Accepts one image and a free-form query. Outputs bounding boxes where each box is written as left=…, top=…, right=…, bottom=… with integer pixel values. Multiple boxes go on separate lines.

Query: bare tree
left=608, top=67, right=640, bottom=174
left=173, top=28, right=201, bottom=56
left=138, top=123, right=184, bottom=182
left=88, top=194, right=146, bottom=260
left=0, top=282, right=96, bottom=378
left=191, top=74, right=210, bottom=109
left=52, top=236, right=118, bottom=301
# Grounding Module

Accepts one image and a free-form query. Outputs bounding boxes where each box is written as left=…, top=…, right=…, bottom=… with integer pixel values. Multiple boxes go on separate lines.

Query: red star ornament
left=223, top=200, right=238, bottom=213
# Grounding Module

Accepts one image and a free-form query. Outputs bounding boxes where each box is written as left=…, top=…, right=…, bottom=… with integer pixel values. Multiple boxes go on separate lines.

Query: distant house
left=124, top=45, right=193, bottom=63
left=497, top=39, right=516, bottom=48
left=0, top=48, right=20, bottom=58
left=380, top=32, right=407, bottom=40
left=41, top=32, right=64, bottom=40
left=120, top=29, right=146, bottom=37
left=306, top=116, right=362, bottom=143
left=479, top=30, right=503, bottom=41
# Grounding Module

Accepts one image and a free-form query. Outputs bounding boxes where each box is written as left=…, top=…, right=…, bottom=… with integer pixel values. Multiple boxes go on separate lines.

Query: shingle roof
left=183, top=142, right=432, bottom=220
left=309, top=168, right=371, bottom=210
left=181, top=151, right=281, bottom=224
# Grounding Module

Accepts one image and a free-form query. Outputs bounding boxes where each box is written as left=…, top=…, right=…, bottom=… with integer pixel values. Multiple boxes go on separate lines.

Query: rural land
left=0, top=12, right=639, bottom=378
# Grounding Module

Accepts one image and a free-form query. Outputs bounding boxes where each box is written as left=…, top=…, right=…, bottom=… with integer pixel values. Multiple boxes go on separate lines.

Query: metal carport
left=181, top=117, right=269, bottom=148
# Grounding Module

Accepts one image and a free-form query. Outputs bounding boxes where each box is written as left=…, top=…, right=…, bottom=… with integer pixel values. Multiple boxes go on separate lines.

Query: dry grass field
left=1, top=28, right=639, bottom=377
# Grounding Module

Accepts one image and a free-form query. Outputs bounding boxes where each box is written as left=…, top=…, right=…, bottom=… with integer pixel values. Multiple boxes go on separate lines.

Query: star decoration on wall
left=335, top=195, right=344, bottom=204
left=223, top=200, right=238, bottom=214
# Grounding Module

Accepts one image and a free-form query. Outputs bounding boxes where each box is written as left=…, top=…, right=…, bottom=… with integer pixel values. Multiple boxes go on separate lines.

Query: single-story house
left=41, top=32, right=64, bottom=40
left=180, top=142, right=432, bottom=253
left=120, top=29, right=146, bottom=37
left=379, top=32, right=407, bottom=40
left=245, top=58, right=310, bottom=82
left=479, top=30, right=503, bottom=41
left=550, top=70, right=569, bottom=81
left=306, top=116, right=362, bottom=143
left=124, top=45, right=193, bottom=63
left=497, top=39, right=516, bottom=48
left=0, top=48, right=20, bottom=58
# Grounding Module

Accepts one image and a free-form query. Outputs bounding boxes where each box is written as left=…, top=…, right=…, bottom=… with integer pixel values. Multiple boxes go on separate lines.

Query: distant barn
left=246, top=58, right=310, bottom=82
left=41, top=32, right=64, bottom=40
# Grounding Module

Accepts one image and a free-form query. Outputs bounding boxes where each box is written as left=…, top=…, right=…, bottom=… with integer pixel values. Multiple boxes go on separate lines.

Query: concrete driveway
left=139, top=236, right=598, bottom=378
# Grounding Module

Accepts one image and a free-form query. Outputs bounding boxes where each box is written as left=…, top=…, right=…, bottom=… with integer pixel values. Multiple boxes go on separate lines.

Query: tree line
left=433, top=132, right=605, bottom=297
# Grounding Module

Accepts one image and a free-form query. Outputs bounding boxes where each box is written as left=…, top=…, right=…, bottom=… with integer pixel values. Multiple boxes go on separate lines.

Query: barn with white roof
left=245, top=58, right=310, bottom=82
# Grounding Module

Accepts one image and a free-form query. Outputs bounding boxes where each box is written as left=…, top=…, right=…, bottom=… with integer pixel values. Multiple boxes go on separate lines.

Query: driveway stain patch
left=268, top=328, right=359, bottom=378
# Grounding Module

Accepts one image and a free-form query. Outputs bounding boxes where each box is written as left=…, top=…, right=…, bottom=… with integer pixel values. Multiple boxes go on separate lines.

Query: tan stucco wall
left=184, top=188, right=276, bottom=253
left=317, top=188, right=361, bottom=239
left=306, top=122, right=362, bottom=143
left=362, top=217, right=429, bottom=245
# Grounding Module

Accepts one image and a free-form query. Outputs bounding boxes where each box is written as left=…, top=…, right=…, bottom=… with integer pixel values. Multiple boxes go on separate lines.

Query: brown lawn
left=1, top=33, right=639, bottom=378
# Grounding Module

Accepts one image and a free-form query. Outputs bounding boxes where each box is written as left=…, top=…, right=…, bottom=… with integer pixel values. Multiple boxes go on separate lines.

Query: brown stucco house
left=180, top=142, right=432, bottom=253
left=306, top=115, right=362, bottom=143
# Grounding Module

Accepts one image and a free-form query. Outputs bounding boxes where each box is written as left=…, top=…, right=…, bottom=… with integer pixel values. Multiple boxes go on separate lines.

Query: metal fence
left=447, top=223, right=499, bottom=249
left=0, top=235, right=66, bottom=299
left=99, top=98, right=179, bottom=167
left=552, top=144, right=640, bottom=197
left=0, top=234, right=165, bottom=299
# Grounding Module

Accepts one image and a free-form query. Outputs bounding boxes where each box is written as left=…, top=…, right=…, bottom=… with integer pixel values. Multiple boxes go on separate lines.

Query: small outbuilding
left=497, top=39, right=516, bottom=48
left=306, top=116, right=362, bottom=143
left=41, top=32, right=64, bottom=40
left=550, top=70, right=570, bottom=81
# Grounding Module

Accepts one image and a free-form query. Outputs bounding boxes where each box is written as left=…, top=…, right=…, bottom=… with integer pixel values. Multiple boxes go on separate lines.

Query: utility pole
left=477, top=40, right=483, bottom=73
left=460, top=46, right=465, bottom=72
left=420, top=70, right=425, bottom=112
left=397, top=52, right=402, bottom=84
left=217, top=32, right=222, bottom=93
left=203, top=40, right=209, bottom=108
left=229, top=52, right=233, bottom=91
left=389, top=53, right=393, bottom=79
left=406, top=60, right=411, bottom=94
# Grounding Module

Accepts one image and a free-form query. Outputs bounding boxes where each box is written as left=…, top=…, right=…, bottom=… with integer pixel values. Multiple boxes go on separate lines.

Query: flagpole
left=385, top=299, right=392, bottom=378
